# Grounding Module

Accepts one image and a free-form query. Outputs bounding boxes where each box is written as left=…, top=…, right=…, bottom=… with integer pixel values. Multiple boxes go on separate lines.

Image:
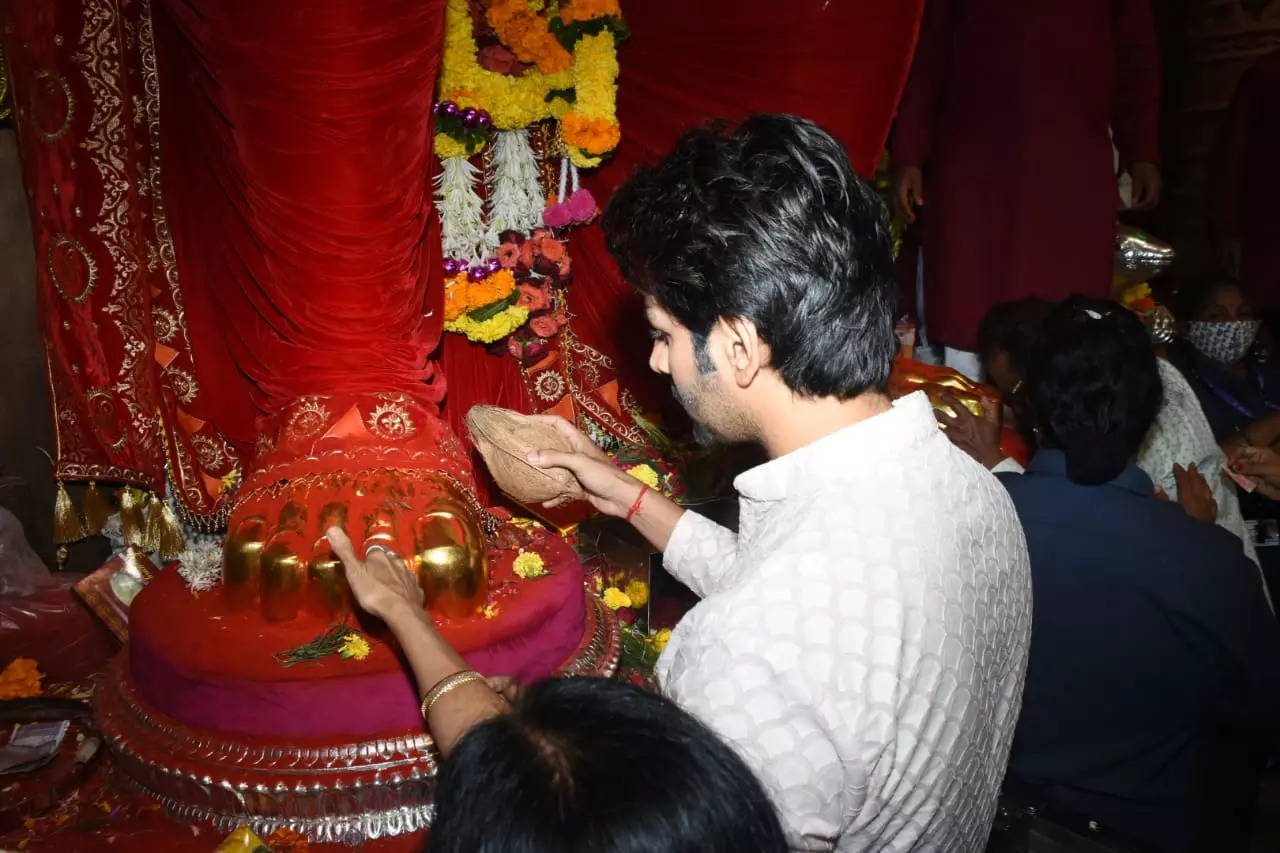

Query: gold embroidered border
left=73, top=0, right=162, bottom=470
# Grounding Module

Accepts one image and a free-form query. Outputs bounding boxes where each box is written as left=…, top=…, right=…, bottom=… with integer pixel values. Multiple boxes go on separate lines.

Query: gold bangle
left=420, top=670, right=487, bottom=720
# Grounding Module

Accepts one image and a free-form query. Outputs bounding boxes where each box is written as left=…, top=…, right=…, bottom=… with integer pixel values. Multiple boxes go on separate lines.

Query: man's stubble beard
left=671, top=377, right=745, bottom=449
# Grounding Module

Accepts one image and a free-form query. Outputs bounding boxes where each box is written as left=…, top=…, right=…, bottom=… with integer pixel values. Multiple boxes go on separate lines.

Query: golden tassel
left=53, top=480, right=86, bottom=544
left=155, top=500, right=186, bottom=559
left=82, top=480, right=114, bottom=534
left=118, top=487, right=147, bottom=548
left=142, top=492, right=163, bottom=554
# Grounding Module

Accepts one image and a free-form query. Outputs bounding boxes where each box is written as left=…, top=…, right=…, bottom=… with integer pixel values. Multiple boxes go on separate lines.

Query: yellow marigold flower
left=483, top=602, right=501, bottom=620
left=601, top=586, right=631, bottom=610
left=623, top=579, right=649, bottom=608
left=624, top=464, right=660, bottom=490
left=647, top=628, right=672, bottom=655
left=445, top=305, right=529, bottom=344
left=338, top=634, right=370, bottom=661
left=513, top=551, right=547, bottom=579
left=1120, top=282, right=1152, bottom=306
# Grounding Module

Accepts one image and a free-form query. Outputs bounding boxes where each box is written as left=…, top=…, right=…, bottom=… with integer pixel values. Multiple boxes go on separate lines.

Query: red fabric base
left=128, top=529, right=584, bottom=739
left=0, top=574, right=121, bottom=684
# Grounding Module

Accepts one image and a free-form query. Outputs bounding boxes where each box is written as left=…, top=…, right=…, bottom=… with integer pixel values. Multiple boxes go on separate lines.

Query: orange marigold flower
left=466, top=269, right=517, bottom=311
left=443, top=273, right=469, bottom=322
left=486, top=0, right=572, bottom=75
left=0, top=657, right=43, bottom=700
left=560, top=0, right=621, bottom=24
left=562, top=114, right=621, bottom=155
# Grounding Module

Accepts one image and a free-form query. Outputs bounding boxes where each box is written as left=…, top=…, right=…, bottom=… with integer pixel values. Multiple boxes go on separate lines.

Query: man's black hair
left=602, top=114, right=897, bottom=398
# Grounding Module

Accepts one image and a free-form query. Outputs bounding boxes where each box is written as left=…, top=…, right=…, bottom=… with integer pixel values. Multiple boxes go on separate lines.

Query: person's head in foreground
left=602, top=113, right=897, bottom=446
left=1175, top=276, right=1260, bottom=368
left=1026, top=297, right=1162, bottom=485
left=428, top=675, right=787, bottom=853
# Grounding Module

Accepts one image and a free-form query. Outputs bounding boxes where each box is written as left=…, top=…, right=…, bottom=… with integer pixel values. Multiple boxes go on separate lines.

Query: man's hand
left=1128, top=162, right=1162, bottom=211
left=1229, top=445, right=1280, bottom=500
left=1172, top=463, right=1217, bottom=524
left=326, top=526, right=424, bottom=621
left=525, top=415, right=646, bottom=517
left=892, top=165, right=924, bottom=225
left=935, top=392, right=1004, bottom=469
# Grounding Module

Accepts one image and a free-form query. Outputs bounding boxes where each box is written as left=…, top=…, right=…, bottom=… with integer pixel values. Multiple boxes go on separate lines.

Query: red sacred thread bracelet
left=625, top=483, right=648, bottom=522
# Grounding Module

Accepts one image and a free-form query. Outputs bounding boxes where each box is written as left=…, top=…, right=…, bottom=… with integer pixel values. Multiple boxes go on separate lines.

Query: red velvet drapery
left=151, top=0, right=448, bottom=447
left=438, top=0, right=927, bottom=441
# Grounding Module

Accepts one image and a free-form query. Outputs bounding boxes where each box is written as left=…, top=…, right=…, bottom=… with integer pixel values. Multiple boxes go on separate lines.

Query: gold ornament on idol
left=222, top=514, right=269, bottom=611
left=259, top=502, right=309, bottom=622
left=307, top=502, right=352, bottom=619
left=411, top=477, right=489, bottom=620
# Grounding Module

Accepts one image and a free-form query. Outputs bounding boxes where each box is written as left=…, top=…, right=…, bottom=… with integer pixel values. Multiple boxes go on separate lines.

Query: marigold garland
left=445, top=305, right=530, bottom=344
left=436, top=0, right=623, bottom=348
left=435, top=0, right=620, bottom=160
left=562, top=31, right=620, bottom=166
left=487, top=0, right=573, bottom=74
left=439, top=0, right=576, bottom=142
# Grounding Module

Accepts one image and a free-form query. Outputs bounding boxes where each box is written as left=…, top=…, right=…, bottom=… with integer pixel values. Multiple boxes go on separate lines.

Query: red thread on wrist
left=625, top=483, right=648, bottom=523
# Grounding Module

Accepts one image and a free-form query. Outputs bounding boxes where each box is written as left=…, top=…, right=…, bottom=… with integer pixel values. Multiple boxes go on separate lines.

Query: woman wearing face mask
left=1172, top=279, right=1280, bottom=586
left=1171, top=277, right=1280, bottom=454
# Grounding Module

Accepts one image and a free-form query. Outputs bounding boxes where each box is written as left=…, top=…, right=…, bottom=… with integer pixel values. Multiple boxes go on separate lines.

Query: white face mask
left=1185, top=319, right=1260, bottom=364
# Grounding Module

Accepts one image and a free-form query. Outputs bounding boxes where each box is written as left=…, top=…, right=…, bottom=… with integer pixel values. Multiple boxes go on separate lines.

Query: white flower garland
left=485, top=129, right=543, bottom=245
left=435, top=155, right=492, bottom=263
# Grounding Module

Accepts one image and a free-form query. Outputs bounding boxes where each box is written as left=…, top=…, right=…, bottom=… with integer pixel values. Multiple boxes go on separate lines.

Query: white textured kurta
left=656, top=392, right=1032, bottom=851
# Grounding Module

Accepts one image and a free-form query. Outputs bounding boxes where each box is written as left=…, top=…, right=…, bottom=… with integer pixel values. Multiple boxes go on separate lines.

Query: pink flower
left=516, top=283, right=552, bottom=312
left=566, top=189, right=597, bottom=222
left=497, top=243, right=521, bottom=269
left=507, top=336, right=524, bottom=359
left=530, top=313, right=563, bottom=339
left=521, top=339, right=549, bottom=364
left=542, top=202, right=571, bottom=228
left=557, top=257, right=572, bottom=278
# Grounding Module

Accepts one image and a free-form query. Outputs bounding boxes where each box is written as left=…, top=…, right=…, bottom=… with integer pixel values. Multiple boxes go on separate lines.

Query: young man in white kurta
left=527, top=115, right=1033, bottom=852
left=657, top=392, right=1031, bottom=851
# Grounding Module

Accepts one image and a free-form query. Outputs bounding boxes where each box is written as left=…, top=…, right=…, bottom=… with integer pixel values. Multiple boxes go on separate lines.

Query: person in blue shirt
left=998, top=297, right=1280, bottom=851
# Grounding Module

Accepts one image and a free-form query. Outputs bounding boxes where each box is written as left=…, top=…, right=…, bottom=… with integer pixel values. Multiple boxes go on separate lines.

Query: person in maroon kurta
left=890, top=0, right=1163, bottom=356
left=1213, top=50, right=1280, bottom=315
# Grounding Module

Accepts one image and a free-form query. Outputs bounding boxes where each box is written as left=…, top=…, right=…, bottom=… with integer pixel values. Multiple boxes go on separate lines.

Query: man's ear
left=717, top=316, right=769, bottom=389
